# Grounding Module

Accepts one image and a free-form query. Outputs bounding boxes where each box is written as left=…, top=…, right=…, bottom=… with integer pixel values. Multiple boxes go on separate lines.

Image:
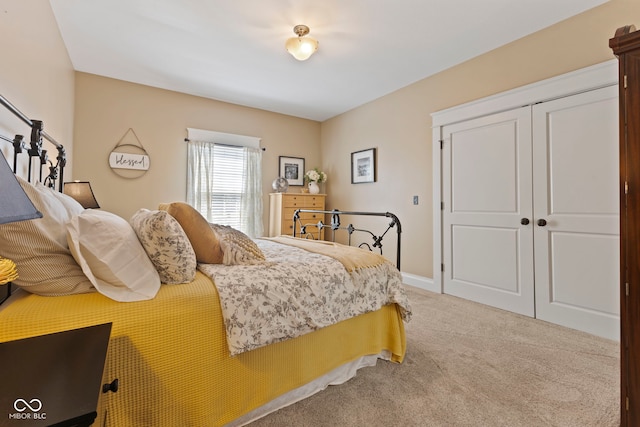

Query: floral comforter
left=198, top=239, right=411, bottom=356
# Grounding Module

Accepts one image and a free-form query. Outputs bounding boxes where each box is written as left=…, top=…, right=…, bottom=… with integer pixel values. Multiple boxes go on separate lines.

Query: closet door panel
left=550, top=232, right=619, bottom=313
left=450, top=122, right=518, bottom=213
left=533, top=85, right=620, bottom=340
left=451, top=226, right=519, bottom=293
left=442, top=106, right=534, bottom=316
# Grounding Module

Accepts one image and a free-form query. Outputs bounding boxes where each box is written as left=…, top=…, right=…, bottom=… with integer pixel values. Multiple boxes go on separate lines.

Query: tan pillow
left=0, top=177, right=93, bottom=296
left=158, top=202, right=223, bottom=264
left=210, top=224, right=265, bottom=265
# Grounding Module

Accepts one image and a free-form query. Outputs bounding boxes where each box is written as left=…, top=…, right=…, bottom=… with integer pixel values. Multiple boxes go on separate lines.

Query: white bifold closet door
left=442, top=106, right=535, bottom=317
left=532, top=86, right=619, bottom=339
left=441, top=85, right=619, bottom=339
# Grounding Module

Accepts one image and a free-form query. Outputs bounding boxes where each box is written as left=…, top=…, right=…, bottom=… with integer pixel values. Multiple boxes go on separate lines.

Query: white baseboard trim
left=401, top=272, right=441, bottom=294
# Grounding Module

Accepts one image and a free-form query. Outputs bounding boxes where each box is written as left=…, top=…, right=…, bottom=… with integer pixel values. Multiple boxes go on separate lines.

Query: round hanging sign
left=109, top=128, right=150, bottom=179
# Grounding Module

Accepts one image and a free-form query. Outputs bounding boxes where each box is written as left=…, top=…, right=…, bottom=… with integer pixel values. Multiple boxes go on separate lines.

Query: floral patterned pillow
left=209, top=224, right=265, bottom=265
left=130, top=209, right=197, bottom=284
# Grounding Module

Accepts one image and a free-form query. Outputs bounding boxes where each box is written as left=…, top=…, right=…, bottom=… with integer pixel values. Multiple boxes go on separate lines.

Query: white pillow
left=36, top=181, right=84, bottom=217
left=67, top=210, right=161, bottom=302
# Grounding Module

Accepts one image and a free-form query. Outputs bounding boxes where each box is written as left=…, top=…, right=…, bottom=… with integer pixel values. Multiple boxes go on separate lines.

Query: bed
left=0, top=96, right=411, bottom=426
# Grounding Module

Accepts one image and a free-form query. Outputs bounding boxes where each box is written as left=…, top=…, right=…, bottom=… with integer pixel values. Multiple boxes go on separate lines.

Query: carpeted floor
left=249, top=286, right=620, bottom=426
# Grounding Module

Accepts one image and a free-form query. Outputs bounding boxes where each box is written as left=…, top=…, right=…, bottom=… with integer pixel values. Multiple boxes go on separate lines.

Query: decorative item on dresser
left=279, top=156, right=305, bottom=186
left=269, top=192, right=325, bottom=239
left=271, top=176, right=289, bottom=193
left=304, top=167, right=327, bottom=195
left=610, top=24, right=640, bottom=427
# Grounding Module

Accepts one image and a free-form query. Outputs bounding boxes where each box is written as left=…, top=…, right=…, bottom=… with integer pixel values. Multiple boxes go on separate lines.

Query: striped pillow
left=0, top=177, right=93, bottom=296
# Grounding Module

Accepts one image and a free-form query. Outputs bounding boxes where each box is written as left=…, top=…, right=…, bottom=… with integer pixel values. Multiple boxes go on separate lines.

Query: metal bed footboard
left=292, top=209, right=402, bottom=270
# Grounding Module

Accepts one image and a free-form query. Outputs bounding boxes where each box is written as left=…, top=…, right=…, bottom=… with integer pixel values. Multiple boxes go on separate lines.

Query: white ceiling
left=50, top=0, right=609, bottom=122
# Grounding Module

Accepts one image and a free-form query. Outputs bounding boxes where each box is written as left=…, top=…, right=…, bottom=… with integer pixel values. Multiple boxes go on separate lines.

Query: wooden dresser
left=269, top=193, right=325, bottom=239
left=610, top=24, right=640, bottom=427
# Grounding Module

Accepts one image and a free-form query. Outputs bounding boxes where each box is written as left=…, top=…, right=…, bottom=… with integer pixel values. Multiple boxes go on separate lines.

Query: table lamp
left=0, top=151, right=42, bottom=224
left=63, top=181, right=100, bottom=209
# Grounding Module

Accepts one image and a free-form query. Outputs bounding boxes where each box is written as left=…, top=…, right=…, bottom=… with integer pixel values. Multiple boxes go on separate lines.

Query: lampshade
left=63, top=181, right=100, bottom=209
left=285, top=25, right=318, bottom=61
left=0, top=151, right=42, bottom=225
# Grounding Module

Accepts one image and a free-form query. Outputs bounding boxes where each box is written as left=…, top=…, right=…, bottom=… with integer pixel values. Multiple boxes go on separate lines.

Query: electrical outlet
left=413, top=195, right=419, bottom=205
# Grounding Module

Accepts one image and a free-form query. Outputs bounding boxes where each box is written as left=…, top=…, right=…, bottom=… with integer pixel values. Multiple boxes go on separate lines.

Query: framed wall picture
left=279, top=156, right=305, bottom=186
left=351, top=148, right=376, bottom=184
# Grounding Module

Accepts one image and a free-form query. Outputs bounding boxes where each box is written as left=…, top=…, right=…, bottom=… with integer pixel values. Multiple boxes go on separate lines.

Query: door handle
left=520, top=218, right=530, bottom=225
left=537, top=219, right=547, bottom=227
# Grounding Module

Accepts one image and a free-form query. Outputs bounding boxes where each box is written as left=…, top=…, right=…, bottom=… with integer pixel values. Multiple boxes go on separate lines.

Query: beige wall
left=72, top=73, right=321, bottom=223
left=0, top=0, right=75, bottom=178
left=9, top=0, right=635, bottom=280
left=72, top=0, right=638, bottom=279
left=320, top=0, right=640, bottom=279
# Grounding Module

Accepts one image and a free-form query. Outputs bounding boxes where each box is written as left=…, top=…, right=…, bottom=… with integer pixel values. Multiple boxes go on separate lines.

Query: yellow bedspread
left=0, top=271, right=406, bottom=426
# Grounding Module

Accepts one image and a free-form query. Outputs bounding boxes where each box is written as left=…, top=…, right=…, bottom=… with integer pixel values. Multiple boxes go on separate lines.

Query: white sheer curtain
left=240, top=147, right=263, bottom=237
left=186, top=140, right=263, bottom=238
left=186, top=140, right=215, bottom=220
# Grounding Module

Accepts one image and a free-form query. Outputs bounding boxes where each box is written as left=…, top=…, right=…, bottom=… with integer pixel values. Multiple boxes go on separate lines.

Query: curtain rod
left=184, top=138, right=265, bottom=151
left=0, top=94, right=62, bottom=148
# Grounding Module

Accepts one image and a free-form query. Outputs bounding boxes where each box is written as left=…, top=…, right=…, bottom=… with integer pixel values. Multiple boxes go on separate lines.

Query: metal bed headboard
left=292, top=209, right=402, bottom=270
left=0, top=94, right=66, bottom=305
left=0, top=94, right=66, bottom=191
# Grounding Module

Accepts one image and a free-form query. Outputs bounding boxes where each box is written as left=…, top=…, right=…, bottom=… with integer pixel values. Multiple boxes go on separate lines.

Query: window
left=186, top=130, right=263, bottom=238
left=209, top=144, right=243, bottom=229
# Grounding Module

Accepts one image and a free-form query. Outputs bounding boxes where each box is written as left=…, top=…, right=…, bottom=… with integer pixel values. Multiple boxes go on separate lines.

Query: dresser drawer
left=283, top=208, right=323, bottom=223
left=283, top=222, right=323, bottom=240
left=282, top=195, right=324, bottom=209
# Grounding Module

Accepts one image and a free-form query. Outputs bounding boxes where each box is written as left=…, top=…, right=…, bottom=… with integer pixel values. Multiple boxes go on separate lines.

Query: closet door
left=442, top=106, right=535, bottom=316
left=532, top=85, right=620, bottom=340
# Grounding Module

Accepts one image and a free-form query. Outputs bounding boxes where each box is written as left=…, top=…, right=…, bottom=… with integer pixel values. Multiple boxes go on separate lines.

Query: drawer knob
left=103, top=379, right=119, bottom=394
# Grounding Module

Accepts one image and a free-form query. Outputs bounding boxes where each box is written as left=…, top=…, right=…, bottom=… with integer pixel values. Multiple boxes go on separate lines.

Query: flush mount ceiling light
left=285, top=25, right=318, bottom=61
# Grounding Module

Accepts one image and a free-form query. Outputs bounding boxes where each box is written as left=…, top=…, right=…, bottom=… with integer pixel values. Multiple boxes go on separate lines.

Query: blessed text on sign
left=109, top=152, right=150, bottom=170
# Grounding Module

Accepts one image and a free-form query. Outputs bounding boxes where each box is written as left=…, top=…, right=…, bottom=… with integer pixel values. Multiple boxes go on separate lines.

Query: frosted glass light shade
left=285, top=25, right=318, bottom=61
left=285, top=36, right=318, bottom=61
